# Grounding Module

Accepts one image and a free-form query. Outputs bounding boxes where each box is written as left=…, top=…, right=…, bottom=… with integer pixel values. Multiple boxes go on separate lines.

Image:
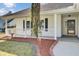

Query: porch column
left=5, top=19, right=8, bottom=35
left=25, top=19, right=26, bottom=37
left=54, top=14, right=57, bottom=40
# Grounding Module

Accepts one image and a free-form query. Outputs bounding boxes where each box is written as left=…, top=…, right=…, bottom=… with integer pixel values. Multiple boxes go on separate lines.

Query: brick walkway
left=0, top=36, right=58, bottom=56
left=14, top=37, right=58, bottom=56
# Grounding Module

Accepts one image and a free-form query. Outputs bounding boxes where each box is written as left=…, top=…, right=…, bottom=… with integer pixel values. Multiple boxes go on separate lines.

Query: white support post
left=5, top=19, right=8, bottom=35
left=54, top=14, right=57, bottom=40
left=25, top=19, right=26, bottom=37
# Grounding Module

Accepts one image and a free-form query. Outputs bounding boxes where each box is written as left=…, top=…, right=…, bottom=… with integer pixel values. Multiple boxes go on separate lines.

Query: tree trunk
left=31, top=3, right=41, bottom=56
left=31, top=3, right=54, bottom=56
left=31, top=3, right=40, bottom=37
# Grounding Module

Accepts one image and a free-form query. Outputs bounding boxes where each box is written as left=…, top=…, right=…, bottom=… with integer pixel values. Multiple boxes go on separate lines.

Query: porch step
left=62, top=35, right=77, bottom=38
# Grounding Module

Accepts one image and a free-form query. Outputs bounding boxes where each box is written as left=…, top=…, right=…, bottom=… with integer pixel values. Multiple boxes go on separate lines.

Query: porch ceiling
left=62, top=12, right=79, bottom=16
left=41, top=7, right=79, bottom=14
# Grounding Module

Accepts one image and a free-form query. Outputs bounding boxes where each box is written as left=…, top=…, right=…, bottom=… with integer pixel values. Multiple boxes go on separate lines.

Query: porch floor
left=53, top=37, right=79, bottom=56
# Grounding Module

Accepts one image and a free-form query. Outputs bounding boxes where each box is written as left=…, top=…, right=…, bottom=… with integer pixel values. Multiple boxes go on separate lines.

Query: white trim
left=24, top=19, right=27, bottom=37
left=5, top=19, right=8, bottom=35
left=54, top=14, right=57, bottom=40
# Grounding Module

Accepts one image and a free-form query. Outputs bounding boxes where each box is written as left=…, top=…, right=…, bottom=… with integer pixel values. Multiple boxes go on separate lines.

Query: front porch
left=53, top=12, right=79, bottom=38
left=3, top=13, right=79, bottom=39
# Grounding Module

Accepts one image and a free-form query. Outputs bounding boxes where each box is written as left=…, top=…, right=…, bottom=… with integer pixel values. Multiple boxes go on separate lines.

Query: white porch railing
left=14, top=28, right=55, bottom=39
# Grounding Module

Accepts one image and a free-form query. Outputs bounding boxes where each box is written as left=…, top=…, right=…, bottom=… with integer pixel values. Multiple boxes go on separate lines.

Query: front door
left=67, top=20, right=75, bottom=36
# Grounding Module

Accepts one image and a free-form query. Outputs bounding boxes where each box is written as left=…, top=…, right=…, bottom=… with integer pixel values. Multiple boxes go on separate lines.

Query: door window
left=67, top=20, right=75, bottom=35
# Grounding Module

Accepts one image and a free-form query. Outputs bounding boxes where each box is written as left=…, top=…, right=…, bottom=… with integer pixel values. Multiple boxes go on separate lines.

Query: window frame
left=23, top=20, right=25, bottom=31
left=45, top=18, right=48, bottom=31
left=26, top=21, right=30, bottom=29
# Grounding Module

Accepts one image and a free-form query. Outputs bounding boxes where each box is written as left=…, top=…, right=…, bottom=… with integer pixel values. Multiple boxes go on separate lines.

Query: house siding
left=13, top=14, right=57, bottom=38
left=13, top=14, right=62, bottom=38
left=40, top=15, right=54, bottom=37
left=15, top=17, right=26, bottom=37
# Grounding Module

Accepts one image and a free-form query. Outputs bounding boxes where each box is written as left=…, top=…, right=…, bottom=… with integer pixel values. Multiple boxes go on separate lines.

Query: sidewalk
left=53, top=38, right=79, bottom=56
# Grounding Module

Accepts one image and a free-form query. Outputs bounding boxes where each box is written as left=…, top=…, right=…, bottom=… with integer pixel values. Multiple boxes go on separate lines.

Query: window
left=23, top=20, right=25, bottom=30
left=26, top=21, right=30, bottom=28
left=40, top=20, right=44, bottom=29
left=45, top=18, right=48, bottom=31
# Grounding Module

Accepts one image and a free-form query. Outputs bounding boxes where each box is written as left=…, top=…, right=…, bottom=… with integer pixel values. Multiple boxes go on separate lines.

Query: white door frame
left=62, top=16, right=77, bottom=36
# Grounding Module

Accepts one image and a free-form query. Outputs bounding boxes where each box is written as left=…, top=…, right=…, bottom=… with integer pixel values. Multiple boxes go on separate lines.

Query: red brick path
left=1, top=36, right=58, bottom=56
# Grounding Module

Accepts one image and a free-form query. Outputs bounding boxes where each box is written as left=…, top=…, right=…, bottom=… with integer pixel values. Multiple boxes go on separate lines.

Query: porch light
left=68, top=15, right=71, bottom=17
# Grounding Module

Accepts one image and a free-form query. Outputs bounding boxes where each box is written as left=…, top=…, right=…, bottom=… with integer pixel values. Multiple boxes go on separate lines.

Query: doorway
left=67, top=20, right=75, bottom=36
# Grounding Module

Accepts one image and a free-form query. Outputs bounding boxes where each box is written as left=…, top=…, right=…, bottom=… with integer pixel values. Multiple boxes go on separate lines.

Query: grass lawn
left=0, top=40, right=36, bottom=56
